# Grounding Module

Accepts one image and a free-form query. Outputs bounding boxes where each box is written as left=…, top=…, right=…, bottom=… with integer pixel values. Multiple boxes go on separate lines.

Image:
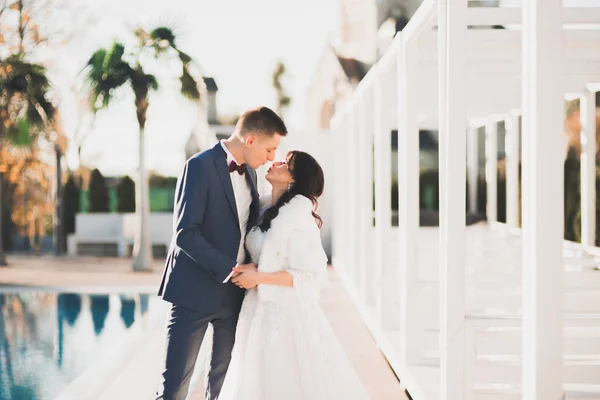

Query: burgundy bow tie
left=228, top=160, right=246, bottom=175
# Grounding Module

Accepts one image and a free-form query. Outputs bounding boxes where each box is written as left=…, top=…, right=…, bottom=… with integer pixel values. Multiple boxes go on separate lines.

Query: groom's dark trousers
left=156, top=143, right=259, bottom=400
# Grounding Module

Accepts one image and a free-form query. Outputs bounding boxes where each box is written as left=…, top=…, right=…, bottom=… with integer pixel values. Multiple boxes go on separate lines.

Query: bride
left=219, top=150, right=369, bottom=400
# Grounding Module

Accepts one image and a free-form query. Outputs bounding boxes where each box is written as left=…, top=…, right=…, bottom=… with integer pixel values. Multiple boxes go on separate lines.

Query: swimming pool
left=0, top=291, right=159, bottom=400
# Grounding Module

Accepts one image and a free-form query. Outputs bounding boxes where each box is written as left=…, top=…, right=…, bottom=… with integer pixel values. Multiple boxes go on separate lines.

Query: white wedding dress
left=219, top=195, right=370, bottom=400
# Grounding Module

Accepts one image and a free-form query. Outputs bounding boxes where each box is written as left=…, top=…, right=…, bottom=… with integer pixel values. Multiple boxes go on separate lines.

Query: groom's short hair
left=236, top=106, right=288, bottom=138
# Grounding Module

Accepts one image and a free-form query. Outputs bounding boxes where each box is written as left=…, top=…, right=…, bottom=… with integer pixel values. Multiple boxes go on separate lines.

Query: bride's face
left=265, top=156, right=294, bottom=188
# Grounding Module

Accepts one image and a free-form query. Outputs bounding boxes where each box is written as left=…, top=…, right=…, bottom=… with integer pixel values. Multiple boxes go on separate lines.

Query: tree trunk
left=77, top=145, right=82, bottom=170
left=0, top=171, right=7, bottom=266
left=54, top=145, right=63, bottom=255
left=18, top=0, right=25, bottom=53
left=132, top=125, right=152, bottom=271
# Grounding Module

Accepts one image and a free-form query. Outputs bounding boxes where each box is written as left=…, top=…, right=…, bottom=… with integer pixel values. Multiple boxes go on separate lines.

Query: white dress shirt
left=221, top=141, right=253, bottom=283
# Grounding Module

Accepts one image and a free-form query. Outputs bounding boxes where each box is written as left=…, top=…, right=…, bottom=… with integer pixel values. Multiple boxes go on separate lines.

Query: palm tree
left=0, top=54, right=55, bottom=266
left=84, top=26, right=200, bottom=271
left=271, top=61, right=291, bottom=117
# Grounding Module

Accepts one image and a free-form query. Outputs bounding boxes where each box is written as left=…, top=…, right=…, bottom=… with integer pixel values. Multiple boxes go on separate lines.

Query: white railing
left=330, top=1, right=600, bottom=399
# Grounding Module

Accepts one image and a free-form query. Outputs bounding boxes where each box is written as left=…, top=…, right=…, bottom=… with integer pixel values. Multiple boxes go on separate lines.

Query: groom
left=156, top=106, right=287, bottom=400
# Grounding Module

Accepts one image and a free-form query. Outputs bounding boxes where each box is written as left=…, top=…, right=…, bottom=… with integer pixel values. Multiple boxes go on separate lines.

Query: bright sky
left=50, top=0, right=339, bottom=176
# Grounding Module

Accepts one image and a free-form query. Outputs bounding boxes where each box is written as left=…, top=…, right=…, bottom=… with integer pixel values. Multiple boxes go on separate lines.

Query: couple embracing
left=155, top=107, right=369, bottom=400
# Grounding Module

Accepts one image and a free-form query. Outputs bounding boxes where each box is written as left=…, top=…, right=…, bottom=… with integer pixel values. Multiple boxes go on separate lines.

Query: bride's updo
left=258, top=151, right=324, bottom=232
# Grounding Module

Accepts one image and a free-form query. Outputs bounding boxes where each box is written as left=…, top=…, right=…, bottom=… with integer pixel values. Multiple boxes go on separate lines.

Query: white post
left=467, top=124, right=479, bottom=215
left=386, top=64, right=400, bottom=329
left=348, top=104, right=361, bottom=288
left=485, top=119, right=498, bottom=224
left=398, top=35, right=421, bottom=366
left=344, top=116, right=352, bottom=273
left=439, top=1, right=467, bottom=399
left=357, top=93, right=375, bottom=303
left=506, top=111, right=521, bottom=229
left=374, top=67, right=394, bottom=328
left=332, top=116, right=347, bottom=271
left=335, top=114, right=352, bottom=279
left=366, top=87, right=378, bottom=307
left=581, top=89, right=596, bottom=248
left=521, top=1, right=564, bottom=399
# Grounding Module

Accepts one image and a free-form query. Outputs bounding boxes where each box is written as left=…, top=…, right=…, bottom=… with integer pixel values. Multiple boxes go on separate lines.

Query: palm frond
left=85, top=49, right=107, bottom=83
left=130, top=66, right=158, bottom=101
left=104, top=43, right=126, bottom=69
left=279, top=95, right=291, bottom=108
left=0, top=55, right=55, bottom=139
left=9, top=118, right=32, bottom=146
left=25, top=70, right=55, bottom=124
left=150, top=26, right=177, bottom=53
left=177, top=49, right=192, bottom=64
left=102, top=42, right=132, bottom=88
left=134, top=27, right=150, bottom=46
left=84, top=42, right=132, bottom=111
left=82, top=24, right=200, bottom=129
left=179, top=65, right=200, bottom=100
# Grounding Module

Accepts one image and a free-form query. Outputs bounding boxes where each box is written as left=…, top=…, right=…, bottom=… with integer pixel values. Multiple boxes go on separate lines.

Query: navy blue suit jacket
left=158, top=143, right=260, bottom=313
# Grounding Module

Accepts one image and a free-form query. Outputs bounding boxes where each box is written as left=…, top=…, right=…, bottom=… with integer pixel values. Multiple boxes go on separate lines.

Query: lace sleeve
left=286, top=226, right=329, bottom=296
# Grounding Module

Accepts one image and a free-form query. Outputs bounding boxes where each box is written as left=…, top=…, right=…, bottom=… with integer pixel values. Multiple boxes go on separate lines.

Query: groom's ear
left=245, top=134, right=257, bottom=147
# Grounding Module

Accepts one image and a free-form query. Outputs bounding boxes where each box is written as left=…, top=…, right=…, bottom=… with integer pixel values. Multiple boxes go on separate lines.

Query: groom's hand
left=231, top=269, right=260, bottom=289
left=231, top=263, right=257, bottom=278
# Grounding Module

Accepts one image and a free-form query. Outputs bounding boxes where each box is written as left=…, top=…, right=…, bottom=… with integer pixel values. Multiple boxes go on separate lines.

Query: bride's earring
left=287, top=182, right=292, bottom=192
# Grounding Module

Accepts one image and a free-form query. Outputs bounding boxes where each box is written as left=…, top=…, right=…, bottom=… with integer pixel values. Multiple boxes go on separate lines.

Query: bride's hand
left=231, top=269, right=260, bottom=289
left=231, top=263, right=257, bottom=278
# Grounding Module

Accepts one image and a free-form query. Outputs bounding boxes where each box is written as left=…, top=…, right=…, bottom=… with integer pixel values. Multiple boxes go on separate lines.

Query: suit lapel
left=212, top=144, right=240, bottom=226
left=245, top=166, right=260, bottom=231
left=245, top=166, right=259, bottom=203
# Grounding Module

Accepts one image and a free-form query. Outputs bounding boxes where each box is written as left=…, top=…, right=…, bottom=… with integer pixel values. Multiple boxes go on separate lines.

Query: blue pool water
left=0, top=291, right=156, bottom=400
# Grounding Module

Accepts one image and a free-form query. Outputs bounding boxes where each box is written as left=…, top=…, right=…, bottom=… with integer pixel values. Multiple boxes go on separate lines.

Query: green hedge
left=116, top=176, right=135, bottom=212
left=391, top=169, right=492, bottom=217
left=388, top=151, right=589, bottom=243
left=88, top=169, right=109, bottom=213
left=565, top=149, right=600, bottom=246
left=62, top=175, right=80, bottom=251
left=564, top=149, right=581, bottom=241
left=2, top=203, right=12, bottom=251
left=150, top=188, right=176, bottom=212
left=79, top=177, right=177, bottom=214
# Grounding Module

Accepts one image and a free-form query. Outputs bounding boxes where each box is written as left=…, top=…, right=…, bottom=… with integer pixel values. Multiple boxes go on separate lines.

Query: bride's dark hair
left=258, top=151, right=324, bottom=232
